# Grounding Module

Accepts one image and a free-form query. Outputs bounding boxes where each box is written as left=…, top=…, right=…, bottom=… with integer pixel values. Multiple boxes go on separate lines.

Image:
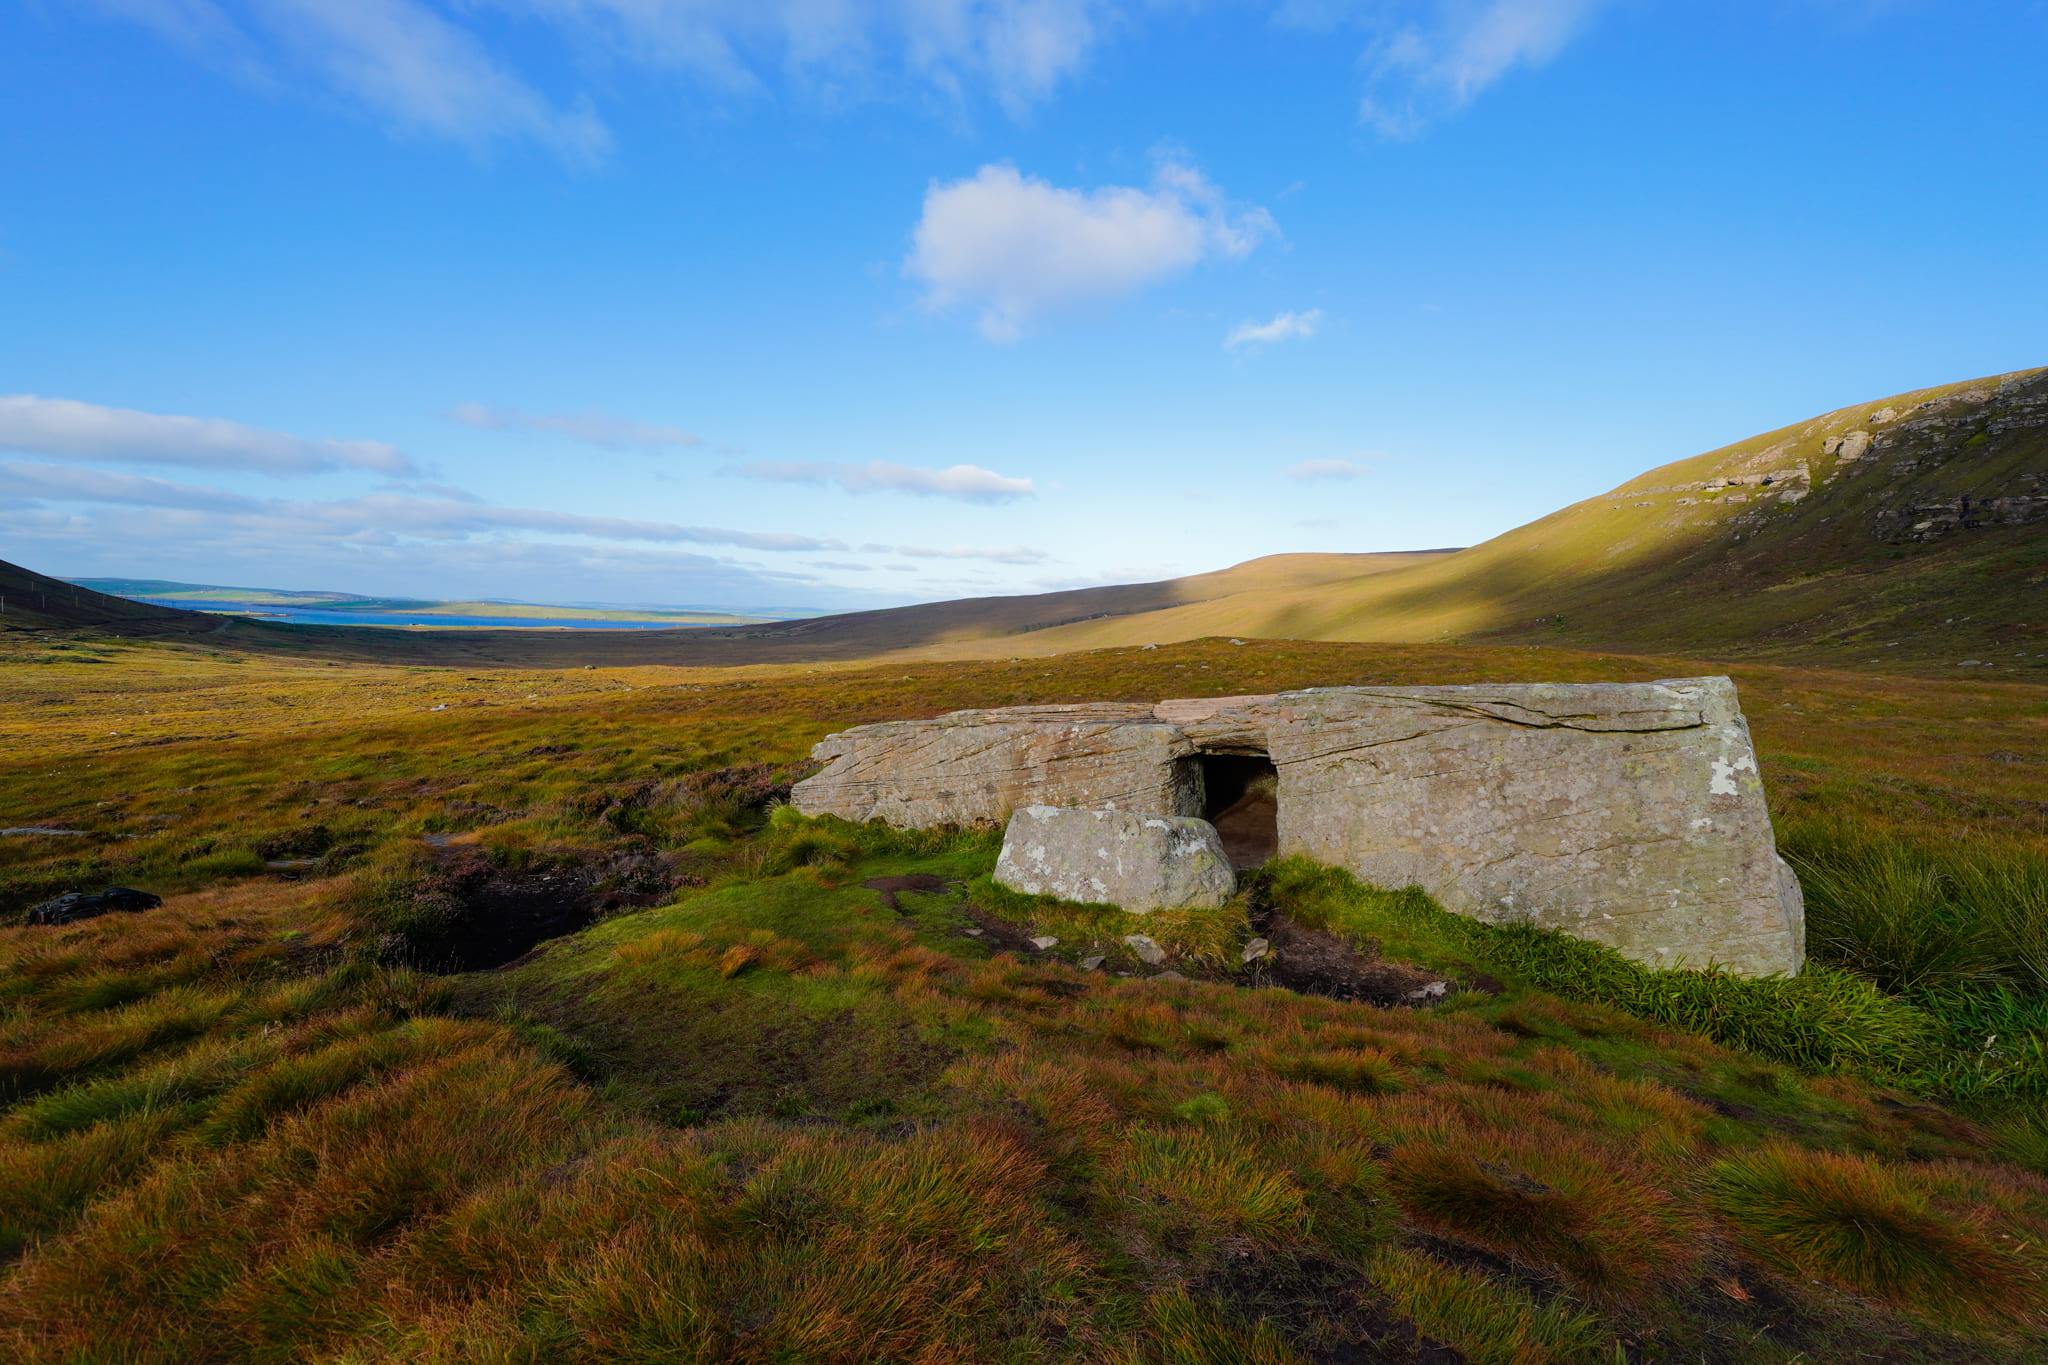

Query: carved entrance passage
left=1200, top=753, right=1279, bottom=869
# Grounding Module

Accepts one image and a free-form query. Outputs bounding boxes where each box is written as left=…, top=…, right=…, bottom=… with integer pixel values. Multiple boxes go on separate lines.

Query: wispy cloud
left=95, top=3, right=1602, bottom=159
left=0, top=395, right=416, bottom=477
left=0, top=459, right=841, bottom=551
left=514, top=0, right=1121, bottom=117
left=449, top=402, right=705, bottom=451
left=897, top=543, right=1048, bottom=564
left=267, top=0, right=610, bottom=161
left=1353, top=0, right=1616, bottom=137
left=1284, top=457, right=1375, bottom=481
left=736, top=459, right=1034, bottom=502
left=1226, top=308, right=1323, bottom=350
left=95, top=0, right=1123, bottom=155
left=88, top=0, right=608, bottom=163
left=906, top=158, right=1276, bottom=341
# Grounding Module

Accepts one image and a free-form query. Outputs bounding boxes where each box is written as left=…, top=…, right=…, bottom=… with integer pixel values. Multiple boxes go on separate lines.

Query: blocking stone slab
left=794, top=677, right=1803, bottom=977
left=994, top=806, right=1237, bottom=913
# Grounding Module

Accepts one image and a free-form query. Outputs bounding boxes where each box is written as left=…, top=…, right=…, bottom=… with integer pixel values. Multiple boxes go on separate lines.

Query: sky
left=2, top=1, right=2044, bottom=611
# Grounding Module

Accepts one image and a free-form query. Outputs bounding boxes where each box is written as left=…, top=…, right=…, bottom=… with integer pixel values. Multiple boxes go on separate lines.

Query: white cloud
left=906, top=159, right=1277, bottom=340
left=1285, top=458, right=1374, bottom=480
left=99, top=0, right=1118, bottom=154
left=1354, top=0, right=1615, bottom=137
left=0, top=395, right=416, bottom=477
left=10, top=517, right=872, bottom=610
left=88, top=0, right=266, bottom=69
left=258, top=0, right=610, bottom=161
left=736, top=459, right=1033, bottom=502
left=897, top=543, right=1048, bottom=564
left=449, top=403, right=705, bottom=450
left=98, top=3, right=1602, bottom=156
left=0, top=459, right=841, bottom=552
left=88, top=0, right=608, bottom=162
left=1226, top=308, right=1323, bottom=350
left=497, top=0, right=1116, bottom=116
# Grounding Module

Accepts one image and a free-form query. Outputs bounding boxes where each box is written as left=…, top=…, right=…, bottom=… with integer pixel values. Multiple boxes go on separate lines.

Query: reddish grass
left=1386, top=1130, right=1699, bottom=1301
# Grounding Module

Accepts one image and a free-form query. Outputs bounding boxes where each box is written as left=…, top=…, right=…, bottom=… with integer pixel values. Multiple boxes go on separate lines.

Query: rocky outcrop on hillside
left=1824, top=371, right=2048, bottom=543
left=1596, top=368, right=2048, bottom=549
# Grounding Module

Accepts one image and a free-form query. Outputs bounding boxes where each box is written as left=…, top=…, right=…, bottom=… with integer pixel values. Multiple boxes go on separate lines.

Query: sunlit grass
left=1, top=635, right=2046, bottom=1359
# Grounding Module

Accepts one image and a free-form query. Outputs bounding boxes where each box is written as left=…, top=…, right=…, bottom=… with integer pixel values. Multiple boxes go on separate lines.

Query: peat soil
left=399, top=846, right=686, bottom=973
left=874, top=875, right=1494, bottom=1006
left=1248, top=909, right=1499, bottom=1007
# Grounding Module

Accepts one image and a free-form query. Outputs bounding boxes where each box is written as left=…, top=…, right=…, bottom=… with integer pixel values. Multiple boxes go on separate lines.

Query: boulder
left=1268, top=679, right=1802, bottom=977
left=994, top=807, right=1236, bottom=914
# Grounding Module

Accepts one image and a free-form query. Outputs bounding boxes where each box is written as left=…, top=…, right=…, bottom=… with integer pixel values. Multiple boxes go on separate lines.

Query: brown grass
left=2, top=636, right=2047, bottom=1359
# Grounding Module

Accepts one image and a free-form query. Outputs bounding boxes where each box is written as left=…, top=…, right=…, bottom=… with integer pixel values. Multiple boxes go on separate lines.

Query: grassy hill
left=0, top=551, right=1455, bottom=667
left=951, top=366, right=2048, bottom=672
left=4, top=365, right=2041, bottom=676
left=0, top=560, right=213, bottom=635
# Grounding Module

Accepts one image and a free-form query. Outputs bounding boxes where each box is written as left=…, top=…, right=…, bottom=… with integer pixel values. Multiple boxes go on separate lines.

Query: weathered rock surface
left=1267, top=680, right=1802, bottom=978
left=797, top=677, right=1804, bottom=976
left=794, top=704, right=1196, bottom=828
left=994, top=806, right=1236, bottom=914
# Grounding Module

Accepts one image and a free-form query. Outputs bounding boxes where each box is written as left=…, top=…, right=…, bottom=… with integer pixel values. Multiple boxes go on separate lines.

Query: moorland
left=2, top=627, right=2047, bottom=1362
left=3, top=364, right=2047, bottom=1362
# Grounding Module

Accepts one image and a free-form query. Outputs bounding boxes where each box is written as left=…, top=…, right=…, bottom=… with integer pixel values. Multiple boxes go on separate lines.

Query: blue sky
left=3, top=1, right=2043, bottom=610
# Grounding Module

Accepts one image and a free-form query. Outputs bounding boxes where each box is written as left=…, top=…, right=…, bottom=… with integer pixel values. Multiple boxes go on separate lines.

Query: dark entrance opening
left=1201, top=753, right=1279, bottom=869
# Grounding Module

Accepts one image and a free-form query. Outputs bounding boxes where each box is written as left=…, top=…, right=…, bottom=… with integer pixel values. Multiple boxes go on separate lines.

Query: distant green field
left=402, top=601, right=768, bottom=624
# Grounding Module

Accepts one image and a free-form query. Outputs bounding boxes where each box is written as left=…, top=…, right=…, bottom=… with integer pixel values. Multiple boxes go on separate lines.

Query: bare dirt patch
left=401, top=848, right=682, bottom=973
left=861, top=873, right=953, bottom=912
left=1249, top=911, right=1498, bottom=1007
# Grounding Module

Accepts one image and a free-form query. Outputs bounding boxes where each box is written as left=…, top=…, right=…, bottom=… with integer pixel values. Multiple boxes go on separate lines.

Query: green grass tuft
left=1710, top=1143, right=2044, bottom=1326
left=1371, top=1245, right=1608, bottom=1364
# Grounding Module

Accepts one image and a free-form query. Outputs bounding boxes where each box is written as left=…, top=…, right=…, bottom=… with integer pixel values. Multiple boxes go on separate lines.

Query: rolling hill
left=0, top=550, right=1458, bottom=667
left=906, top=364, right=2048, bottom=673
left=5, top=365, right=2041, bottom=672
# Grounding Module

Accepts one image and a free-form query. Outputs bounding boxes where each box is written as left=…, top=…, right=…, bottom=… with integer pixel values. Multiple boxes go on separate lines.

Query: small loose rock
left=1125, top=933, right=1167, bottom=966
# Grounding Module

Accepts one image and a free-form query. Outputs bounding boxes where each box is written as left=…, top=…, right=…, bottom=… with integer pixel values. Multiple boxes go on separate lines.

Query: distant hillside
left=658, top=551, right=1460, bottom=655
left=6, top=365, right=2040, bottom=673
left=955, top=366, right=2047, bottom=674
left=0, top=560, right=210, bottom=634
left=60, top=577, right=415, bottom=608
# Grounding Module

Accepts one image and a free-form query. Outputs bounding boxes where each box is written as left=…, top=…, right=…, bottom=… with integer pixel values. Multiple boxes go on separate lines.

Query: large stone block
left=793, top=703, right=1197, bottom=828
left=1266, top=679, right=1802, bottom=977
left=793, top=677, right=1803, bottom=977
left=994, top=806, right=1236, bottom=913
